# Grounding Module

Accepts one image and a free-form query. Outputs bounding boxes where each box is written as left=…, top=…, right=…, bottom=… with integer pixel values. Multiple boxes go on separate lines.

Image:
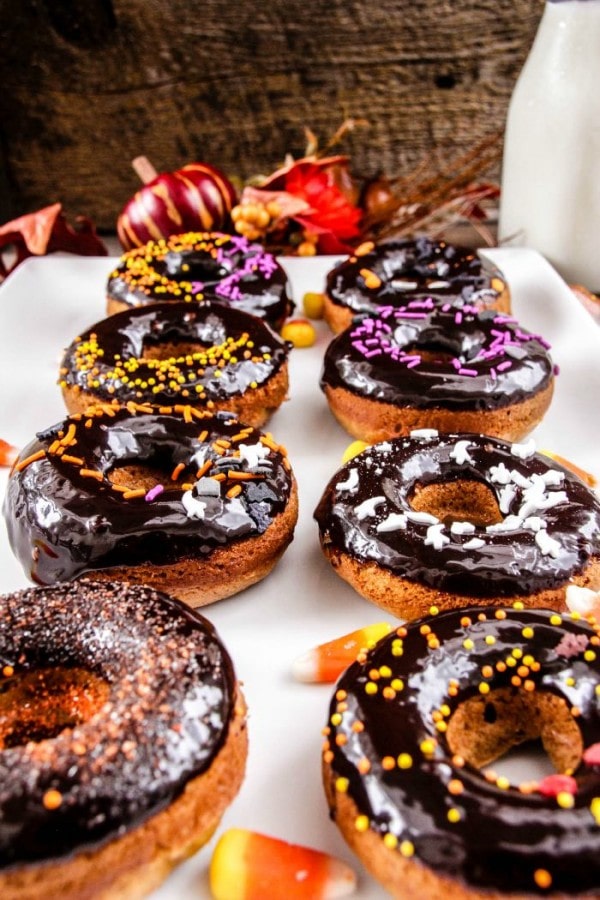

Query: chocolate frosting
left=321, top=302, right=554, bottom=410
left=326, top=237, right=504, bottom=316
left=314, top=433, right=600, bottom=596
left=0, top=580, right=236, bottom=867
left=106, top=232, right=292, bottom=329
left=3, top=406, right=293, bottom=585
left=60, top=301, right=289, bottom=407
left=325, top=605, right=600, bottom=894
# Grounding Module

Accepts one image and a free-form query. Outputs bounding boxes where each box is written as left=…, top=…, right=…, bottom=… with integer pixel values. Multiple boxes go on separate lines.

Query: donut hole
left=108, top=463, right=173, bottom=493
left=446, top=686, right=583, bottom=776
left=409, top=479, right=503, bottom=527
left=142, top=339, right=216, bottom=362
left=0, top=667, right=110, bottom=749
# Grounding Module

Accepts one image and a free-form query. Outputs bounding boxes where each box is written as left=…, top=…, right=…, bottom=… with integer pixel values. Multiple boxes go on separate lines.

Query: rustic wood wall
left=0, top=0, right=543, bottom=231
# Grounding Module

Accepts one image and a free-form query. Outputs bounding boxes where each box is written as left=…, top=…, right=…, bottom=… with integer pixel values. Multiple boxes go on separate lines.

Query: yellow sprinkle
left=420, top=739, right=436, bottom=757
left=365, top=682, right=378, bottom=695
left=355, top=815, right=370, bottom=833
left=496, top=776, right=510, bottom=790
left=435, top=721, right=448, bottom=733
left=447, top=808, right=461, bottom=823
left=379, top=665, right=392, bottom=678
left=550, top=614, right=563, bottom=626
left=335, top=777, right=349, bottom=793
left=463, top=638, right=474, bottom=650
left=557, top=791, right=575, bottom=809
left=590, top=797, right=600, bottom=824
left=522, top=626, right=534, bottom=639
left=485, top=635, right=496, bottom=645
left=399, top=840, right=415, bottom=858
left=479, top=682, right=491, bottom=695
left=391, top=678, right=404, bottom=691
left=429, top=605, right=439, bottom=615
left=585, top=650, right=597, bottom=662
left=513, top=600, right=525, bottom=610
left=512, top=648, right=523, bottom=659
left=398, top=753, right=413, bottom=769
left=330, top=713, right=342, bottom=726
left=383, top=832, right=398, bottom=849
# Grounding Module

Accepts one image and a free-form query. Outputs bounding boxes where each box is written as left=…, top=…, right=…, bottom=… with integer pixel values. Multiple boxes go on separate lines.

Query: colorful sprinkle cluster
left=109, top=232, right=279, bottom=303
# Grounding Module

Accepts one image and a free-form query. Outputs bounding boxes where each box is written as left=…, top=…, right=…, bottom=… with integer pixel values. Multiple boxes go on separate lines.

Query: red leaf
left=0, top=439, right=18, bottom=468
left=0, top=203, right=107, bottom=279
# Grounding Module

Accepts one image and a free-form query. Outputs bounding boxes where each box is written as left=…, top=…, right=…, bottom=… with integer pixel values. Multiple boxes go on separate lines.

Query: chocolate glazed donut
left=0, top=581, right=247, bottom=900
left=314, top=432, right=600, bottom=618
left=323, top=237, right=510, bottom=333
left=3, top=405, right=298, bottom=606
left=323, top=605, right=600, bottom=897
left=60, top=301, right=290, bottom=426
left=106, top=231, right=293, bottom=330
left=320, top=301, right=555, bottom=442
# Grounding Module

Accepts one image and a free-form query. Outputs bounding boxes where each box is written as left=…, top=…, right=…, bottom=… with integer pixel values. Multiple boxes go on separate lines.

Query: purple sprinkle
left=553, top=363, right=560, bottom=376
left=365, top=348, right=383, bottom=358
left=145, top=484, right=165, bottom=502
left=405, top=356, right=422, bottom=368
left=190, top=281, right=204, bottom=295
left=496, top=361, right=513, bottom=372
left=442, top=303, right=452, bottom=312
left=458, top=367, right=478, bottom=377
left=490, top=368, right=497, bottom=380
left=398, top=312, right=428, bottom=320
left=493, top=315, right=518, bottom=324
left=454, top=311, right=463, bottom=325
left=451, top=358, right=462, bottom=370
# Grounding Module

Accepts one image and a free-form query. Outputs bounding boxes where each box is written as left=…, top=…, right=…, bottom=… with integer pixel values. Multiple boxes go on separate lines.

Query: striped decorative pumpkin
left=117, top=158, right=238, bottom=250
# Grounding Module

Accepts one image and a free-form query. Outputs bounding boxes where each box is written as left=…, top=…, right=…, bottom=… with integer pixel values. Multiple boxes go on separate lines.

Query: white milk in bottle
left=498, top=0, right=600, bottom=291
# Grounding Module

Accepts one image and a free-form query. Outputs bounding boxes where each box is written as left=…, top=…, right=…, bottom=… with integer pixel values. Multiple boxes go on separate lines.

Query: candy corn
left=281, top=319, right=316, bottom=348
left=292, top=623, right=392, bottom=683
left=209, top=828, right=357, bottom=900
left=0, top=438, right=18, bottom=468
left=540, top=449, right=597, bottom=488
left=341, top=440, right=369, bottom=464
left=303, top=291, right=325, bottom=319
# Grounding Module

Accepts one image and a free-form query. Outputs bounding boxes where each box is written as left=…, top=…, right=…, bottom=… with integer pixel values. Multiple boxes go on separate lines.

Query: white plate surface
left=0, top=249, right=598, bottom=898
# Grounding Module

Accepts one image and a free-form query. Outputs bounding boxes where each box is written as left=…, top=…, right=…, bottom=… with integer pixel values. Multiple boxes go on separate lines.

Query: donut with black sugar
left=314, top=431, right=600, bottom=618
left=0, top=580, right=247, bottom=900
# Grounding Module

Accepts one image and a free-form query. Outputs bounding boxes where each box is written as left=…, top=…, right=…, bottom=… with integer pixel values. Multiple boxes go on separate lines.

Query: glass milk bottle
left=498, top=0, right=600, bottom=291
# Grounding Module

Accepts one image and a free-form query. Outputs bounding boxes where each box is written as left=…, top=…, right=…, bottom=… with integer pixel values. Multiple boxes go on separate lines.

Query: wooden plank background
left=0, top=0, right=542, bottom=231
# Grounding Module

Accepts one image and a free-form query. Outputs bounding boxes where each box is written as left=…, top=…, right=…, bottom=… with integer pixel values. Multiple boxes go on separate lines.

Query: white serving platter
left=0, top=248, right=598, bottom=899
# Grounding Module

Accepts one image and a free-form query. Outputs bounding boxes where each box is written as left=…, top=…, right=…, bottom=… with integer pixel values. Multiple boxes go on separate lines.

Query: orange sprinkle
left=171, top=462, right=185, bottom=481
left=2, top=665, right=14, bottom=677
left=122, top=489, right=146, bottom=499
left=448, top=779, right=464, bottom=795
left=534, top=869, right=553, bottom=890
left=196, top=459, right=213, bottom=478
left=227, top=484, right=243, bottom=498
left=15, top=449, right=47, bottom=471
left=61, top=455, right=84, bottom=465
left=227, top=470, right=260, bottom=481
left=43, top=789, right=63, bottom=810
left=198, top=430, right=209, bottom=442
left=212, top=473, right=226, bottom=482
left=79, top=468, right=104, bottom=481
left=59, top=423, right=77, bottom=446
left=357, top=757, right=371, bottom=774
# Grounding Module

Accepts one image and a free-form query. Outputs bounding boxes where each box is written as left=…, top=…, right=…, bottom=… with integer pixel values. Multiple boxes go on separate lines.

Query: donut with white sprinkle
left=314, top=432, right=600, bottom=618
left=321, top=301, right=555, bottom=443
left=3, top=404, right=298, bottom=606
left=323, top=604, right=600, bottom=897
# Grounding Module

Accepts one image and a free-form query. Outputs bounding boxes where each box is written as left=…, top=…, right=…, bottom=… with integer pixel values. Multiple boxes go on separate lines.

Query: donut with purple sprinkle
left=320, top=300, right=556, bottom=442
left=106, top=231, right=293, bottom=330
